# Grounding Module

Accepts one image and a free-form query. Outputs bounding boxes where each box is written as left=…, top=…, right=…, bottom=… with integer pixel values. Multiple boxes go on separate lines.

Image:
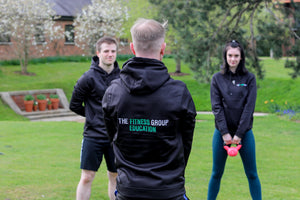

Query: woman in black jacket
left=207, top=40, right=262, bottom=200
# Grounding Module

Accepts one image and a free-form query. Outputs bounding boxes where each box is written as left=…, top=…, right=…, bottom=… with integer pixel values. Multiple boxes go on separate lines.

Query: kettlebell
left=223, top=143, right=242, bottom=157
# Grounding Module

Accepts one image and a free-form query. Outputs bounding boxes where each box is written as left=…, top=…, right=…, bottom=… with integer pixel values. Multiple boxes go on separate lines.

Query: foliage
left=165, top=25, right=185, bottom=73
left=256, top=1, right=300, bottom=79
left=285, top=43, right=300, bottom=79
left=283, top=1, right=300, bottom=78
left=50, top=94, right=59, bottom=99
left=116, top=54, right=135, bottom=61
left=121, top=0, right=158, bottom=39
left=0, top=55, right=135, bottom=66
left=24, top=95, right=34, bottom=101
left=36, top=94, right=46, bottom=100
left=71, top=0, right=129, bottom=55
left=0, top=0, right=64, bottom=74
left=149, top=0, right=299, bottom=83
left=255, top=1, right=295, bottom=58
left=264, top=99, right=300, bottom=120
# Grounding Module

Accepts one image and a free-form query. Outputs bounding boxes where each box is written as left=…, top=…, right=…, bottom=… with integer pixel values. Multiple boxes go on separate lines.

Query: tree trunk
left=21, top=56, right=28, bottom=74
left=175, top=56, right=181, bottom=73
left=21, top=40, right=29, bottom=74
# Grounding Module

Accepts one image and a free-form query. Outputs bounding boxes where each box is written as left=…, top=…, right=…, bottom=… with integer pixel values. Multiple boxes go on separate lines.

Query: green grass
left=0, top=56, right=300, bottom=200
left=0, top=57, right=299, bottom=199
left=166, top=57, right=300, bottom=113
left=0, top=115, right=299, bottom=199
left=260, top=57, right=294, bottom=79
left=0, top=57, right=300, bottom=118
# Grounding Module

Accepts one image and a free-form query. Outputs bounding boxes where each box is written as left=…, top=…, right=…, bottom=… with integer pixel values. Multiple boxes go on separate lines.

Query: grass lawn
left=0, top=114, right=299, bottom=199
left=1, top=57, right=300, bottom=118
left=0, top=57, right=299, bottom=199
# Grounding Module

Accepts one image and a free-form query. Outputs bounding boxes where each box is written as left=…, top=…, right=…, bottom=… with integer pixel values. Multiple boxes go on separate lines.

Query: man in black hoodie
left=102, top=18, right=196, bottom=200
left=70, top=36, right=120, bottom=200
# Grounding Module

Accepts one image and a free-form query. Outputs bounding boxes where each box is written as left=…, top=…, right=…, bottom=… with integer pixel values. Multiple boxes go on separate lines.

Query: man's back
left=103, top=57, right=196, bottom=199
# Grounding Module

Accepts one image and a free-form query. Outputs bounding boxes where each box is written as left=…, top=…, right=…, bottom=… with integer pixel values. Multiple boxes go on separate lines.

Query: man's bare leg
left=107, top=171, right=117, bottom=200
left=76, top=169, right=96, bottom=200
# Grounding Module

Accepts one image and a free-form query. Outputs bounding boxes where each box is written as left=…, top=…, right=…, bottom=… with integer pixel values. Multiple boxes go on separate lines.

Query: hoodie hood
left=120, top=57, right=170, bottom=94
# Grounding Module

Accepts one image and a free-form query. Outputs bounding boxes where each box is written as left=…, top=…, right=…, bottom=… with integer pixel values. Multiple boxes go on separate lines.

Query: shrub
left=24, top=95, right=34, bottom=101
left=36, top=94, right=46, bottom=100
left=50, top=94, right=59, bottom=99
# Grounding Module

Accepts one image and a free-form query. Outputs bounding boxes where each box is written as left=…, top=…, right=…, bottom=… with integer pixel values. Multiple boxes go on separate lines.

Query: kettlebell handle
left=223, top=142, right=242, bottom=147
left=223, top=143, right=242, bottom=157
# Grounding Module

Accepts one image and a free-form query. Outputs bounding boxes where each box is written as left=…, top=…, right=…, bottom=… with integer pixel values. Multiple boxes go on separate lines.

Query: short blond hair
left=130, top=18, right=167, bottom=54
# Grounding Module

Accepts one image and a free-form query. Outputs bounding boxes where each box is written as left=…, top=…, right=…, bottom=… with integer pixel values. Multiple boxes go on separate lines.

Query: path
left=33, top=111, right=268, bottom=122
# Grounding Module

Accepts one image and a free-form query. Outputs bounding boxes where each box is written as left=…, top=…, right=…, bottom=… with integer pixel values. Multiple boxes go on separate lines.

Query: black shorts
left=115, top=193, right=189, bottom=200
left=80, top=137, right=117, bottom=172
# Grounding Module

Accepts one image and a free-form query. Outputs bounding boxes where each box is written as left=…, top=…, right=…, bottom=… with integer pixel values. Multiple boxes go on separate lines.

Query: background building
left=0, top=0, right=130, bottom=61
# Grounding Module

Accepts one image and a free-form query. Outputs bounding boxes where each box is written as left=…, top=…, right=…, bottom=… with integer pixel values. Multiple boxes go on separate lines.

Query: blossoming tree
left=0, top=0, right=64, bottom=75
left=72, top=0, right=129, bottom=55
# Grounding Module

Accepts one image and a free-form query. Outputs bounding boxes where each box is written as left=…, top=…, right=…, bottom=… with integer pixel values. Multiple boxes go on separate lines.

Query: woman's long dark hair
left=221, top=40, right=248, bottom=75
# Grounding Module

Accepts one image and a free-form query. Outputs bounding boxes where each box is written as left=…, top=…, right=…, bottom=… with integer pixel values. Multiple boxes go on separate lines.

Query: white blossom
left=71, top=0, right=129, bottom=55
left=0, top=0, right=64, bottom=74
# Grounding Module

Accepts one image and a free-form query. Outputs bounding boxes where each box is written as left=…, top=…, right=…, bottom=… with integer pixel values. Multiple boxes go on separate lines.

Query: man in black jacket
left=70, top=36, right=120, bottom=200
left=102, top=18, right=197, bottom=200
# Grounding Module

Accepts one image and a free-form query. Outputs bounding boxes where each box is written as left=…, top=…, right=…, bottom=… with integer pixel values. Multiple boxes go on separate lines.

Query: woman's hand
left=232, top=135, right=241, bottom=144
left=222, top=133, right=232, bottom=145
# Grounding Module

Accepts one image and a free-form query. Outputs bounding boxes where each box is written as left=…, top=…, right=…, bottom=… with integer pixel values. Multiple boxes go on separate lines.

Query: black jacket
left=210, top=71, right=257, bottom=138
left=69, top=56, right=120, bottom=140
left=102, top=57, right=196, bottom=199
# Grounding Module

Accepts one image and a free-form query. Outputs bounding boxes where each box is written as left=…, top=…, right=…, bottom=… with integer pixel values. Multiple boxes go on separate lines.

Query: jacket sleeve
left=210, top=75, right=229, bottom=135
left=102, top=84, right=118, bottom=142
left=235, top=74, right=257, bottom=138
left=69, top=74, right=90, bottom=117
left=180, top=87, right=196, bottom=166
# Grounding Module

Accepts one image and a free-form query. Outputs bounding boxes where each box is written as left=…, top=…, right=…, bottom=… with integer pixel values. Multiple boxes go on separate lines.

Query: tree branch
left=265, top=1, right=300, bottom=39
left=250, top=1, right=260, bottom=57
left=226, top=2, right=253, bottom=38
left=212, top=2, right=244, bottom=39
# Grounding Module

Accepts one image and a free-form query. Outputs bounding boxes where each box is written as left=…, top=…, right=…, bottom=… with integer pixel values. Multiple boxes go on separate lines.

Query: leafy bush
left=0, top=55, right=175, bottom=66
left=116, top=54, right=134, bottom=61
left=0, top=56, right=90, bottom=66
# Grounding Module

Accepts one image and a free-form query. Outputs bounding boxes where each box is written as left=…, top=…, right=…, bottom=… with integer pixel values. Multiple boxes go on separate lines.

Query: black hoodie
left=210, top=71, right=257, bottom=138
left=69, top=56, right=120, bottom=140
left=102, top=57, right=196, bottom=199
